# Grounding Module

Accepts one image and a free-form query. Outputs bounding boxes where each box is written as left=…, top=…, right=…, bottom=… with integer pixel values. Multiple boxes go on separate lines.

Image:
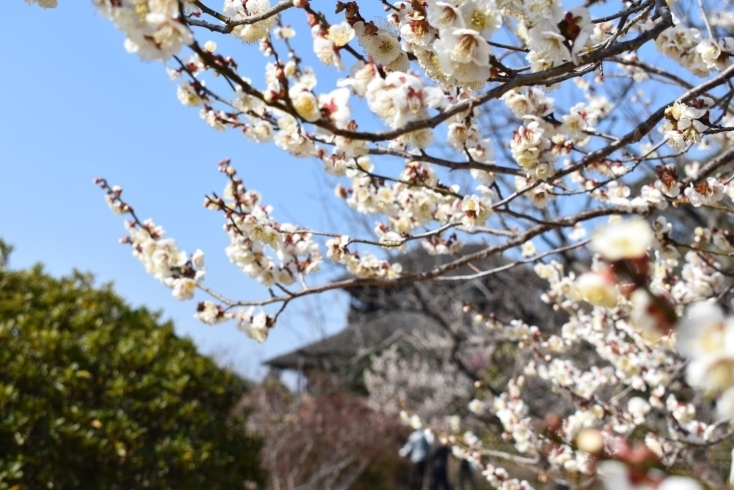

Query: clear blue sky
left=1, top=1, right=357, bottom=379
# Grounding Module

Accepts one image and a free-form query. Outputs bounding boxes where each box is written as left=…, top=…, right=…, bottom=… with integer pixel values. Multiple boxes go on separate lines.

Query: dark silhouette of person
left=430, top=437, right=453, bottom=490
left=459, top=458, right=479, bottom=490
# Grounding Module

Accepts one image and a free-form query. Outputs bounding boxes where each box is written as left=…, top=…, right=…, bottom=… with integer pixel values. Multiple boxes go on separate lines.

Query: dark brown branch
left=683, top=146, right=734, bottom=185
left=228, top=0, right=295, bottom=26
left=368, top=146, right=522, bottom=176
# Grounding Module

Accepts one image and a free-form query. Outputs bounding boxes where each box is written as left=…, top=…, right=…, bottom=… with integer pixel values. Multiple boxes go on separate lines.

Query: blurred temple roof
left=264, top=243, right=562, bottom=372
left=264, top=310, right=444, bottom=371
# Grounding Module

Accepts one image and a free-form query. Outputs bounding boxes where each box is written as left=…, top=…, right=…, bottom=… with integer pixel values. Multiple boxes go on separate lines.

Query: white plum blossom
left=432, top=28, right=492, bottom=88
left=461, top=194, right=493, bottom=227
left=313, top=25, right=345, bottom=70
left=575, top=271, right=618, bottom=308
left=177, top=82, right=204, bottom=107
left=363, top=71, right=445, bottom=142
left=353, top=21, right=408, bottom=70
left=599, top=461, right=703, bottom=490
left=194, top=301, right=227, bottom=325
left=510, top=121, right=557, bottom=179
left=678, top=302, right=734, bottom=408
left=172, top=277, right=197, bottom=300
left=468, top=399, right=486, bottom=414
left=112, top=214, right=209, bottom=302
left=655, top=24, right=709, bottom=76
left=326, top=21, right=355, bottom=47
left=93, top=0, right=193, bottom=60
left=502, top=88, right=555, bottom=119
left=683, top=177, right=725, bottom=207
left=236, top=308, right=271, bottom=342
left=289, top=84, right=321, bottom=122
left=225, top=0, right=277, bottom=44
left=662, top=99, right=712, bottom=150
left=425, top=0, right=465, bottom=31
left=591, top=219, right=654, bottom=261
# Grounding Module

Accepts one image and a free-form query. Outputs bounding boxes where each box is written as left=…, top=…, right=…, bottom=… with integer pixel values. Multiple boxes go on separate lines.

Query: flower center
left=133, top=0, right=150, bottom=22
left=470, top=11, right=487, bottom=31
left=379, top=38, right=395, bottom=54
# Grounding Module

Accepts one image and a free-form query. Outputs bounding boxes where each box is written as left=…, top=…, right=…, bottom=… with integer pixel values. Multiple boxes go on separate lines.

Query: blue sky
left=2, top=1, right=357, bottom=379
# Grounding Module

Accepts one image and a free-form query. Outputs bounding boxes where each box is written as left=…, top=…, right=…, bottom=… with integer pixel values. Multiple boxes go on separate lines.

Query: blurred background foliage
left=0, top=239, right=265, bottom=490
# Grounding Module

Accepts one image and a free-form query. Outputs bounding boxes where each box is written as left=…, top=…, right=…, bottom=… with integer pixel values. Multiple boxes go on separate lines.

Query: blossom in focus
left=655, top=24, right=709, bottom=76
left=432, top=28, right=492, bottom=87
left=457, top=0, right=502, bottom=37
left=510, top=121, right=557, bottom=179
left=661, top=99, right=712, bottom=150
left=353, top=21, right=408, bottom=71
left=224, top=0, right=277, bottom=44
left=363, top=71, right=445, bottom=145
left=313, top=25, right=345, bottom=70
left=172, top=277, right=197, bottom=300
left=683, top=177, right=725, bottom=207
left=461, top=194, right=493, bottom=228
left=94, top=0, right=194, bottom=61
left=290, top=85, right=321, bottom=122
left=326, top=21, right=355, bottom=47
left=236, top=308, right=271, bottom=343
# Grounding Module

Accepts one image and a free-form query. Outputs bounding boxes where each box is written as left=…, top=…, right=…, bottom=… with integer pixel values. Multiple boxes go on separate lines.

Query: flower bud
left=576, top=429, right=604, bottom=456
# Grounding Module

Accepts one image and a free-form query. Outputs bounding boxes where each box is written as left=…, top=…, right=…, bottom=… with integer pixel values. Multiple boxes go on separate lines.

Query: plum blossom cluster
left=312, top=20, right=355, bottom=71
left=661, top=98, right=713, bottom=151
left=348, top=0, right=502, bottom=89
left=325, top=235, right=402, bottom=279
left=525, top=7, right=595, bottom=69
left=94, top=179, right=206, bottom=301
left=338, top=62, right=447, bottom=148
left=452, top=217, right=734, bottom=485
left=193, top=301, right=274, bottom=342
left=510, top=121, right=558, bottom=180
left=207, top=161, right=322, bottom=287
left=224, top=0, right=277, bottom=44
left=504, top=87, right=611, bottom=183
left=334, top=158, right=493, bottom=243
left=91, top=0, right=193, bottom=60
left=655, top=20, right=734, bottom=76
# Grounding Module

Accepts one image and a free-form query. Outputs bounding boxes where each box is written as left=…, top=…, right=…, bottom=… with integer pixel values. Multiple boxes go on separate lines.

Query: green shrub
left=0, top=241, right=265, bottom=489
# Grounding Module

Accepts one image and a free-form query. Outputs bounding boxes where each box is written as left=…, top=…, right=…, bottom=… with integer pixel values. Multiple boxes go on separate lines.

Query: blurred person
left=430, top=436, right=453, bottom=490
left=459, top=457, right=479, bottom=490
left=400, top=428, right=431, bottom=490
